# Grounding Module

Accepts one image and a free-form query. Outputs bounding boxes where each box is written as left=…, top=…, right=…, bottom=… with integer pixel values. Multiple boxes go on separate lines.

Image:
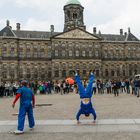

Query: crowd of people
left=0, top=78, right=140, bottom=98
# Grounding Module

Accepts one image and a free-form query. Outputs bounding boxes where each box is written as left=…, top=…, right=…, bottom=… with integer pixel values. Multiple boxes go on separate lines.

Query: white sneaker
left=14, top=130, right=24, bottom=134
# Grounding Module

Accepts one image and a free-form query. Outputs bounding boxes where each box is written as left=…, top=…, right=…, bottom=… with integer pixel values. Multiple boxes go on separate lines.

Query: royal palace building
left=0, top=0, right=140, bottom=83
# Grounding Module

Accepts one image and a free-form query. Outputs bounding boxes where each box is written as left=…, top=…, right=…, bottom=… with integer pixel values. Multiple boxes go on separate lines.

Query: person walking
left=12, top=80, right=35, bottom=134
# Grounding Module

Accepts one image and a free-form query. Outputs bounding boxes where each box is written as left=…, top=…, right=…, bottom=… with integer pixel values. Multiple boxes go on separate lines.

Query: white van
left=134, top=74, right=140, bottom=79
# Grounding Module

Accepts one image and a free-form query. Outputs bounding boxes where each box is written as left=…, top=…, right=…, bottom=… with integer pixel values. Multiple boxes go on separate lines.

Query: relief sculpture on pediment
left=56, top=29, right=99, bottom=39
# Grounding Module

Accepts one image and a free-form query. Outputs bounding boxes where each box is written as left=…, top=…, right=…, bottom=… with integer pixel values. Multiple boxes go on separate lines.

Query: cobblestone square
left=1, top=93, right=140, bottom=139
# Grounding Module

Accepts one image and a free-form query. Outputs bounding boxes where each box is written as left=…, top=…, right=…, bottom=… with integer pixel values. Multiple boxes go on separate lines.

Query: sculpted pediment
left=53, top=28, right=100, bottom=40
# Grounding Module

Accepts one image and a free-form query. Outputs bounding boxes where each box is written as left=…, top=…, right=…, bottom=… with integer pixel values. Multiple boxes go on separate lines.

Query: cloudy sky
left=0, top=0, right=140, bottom=38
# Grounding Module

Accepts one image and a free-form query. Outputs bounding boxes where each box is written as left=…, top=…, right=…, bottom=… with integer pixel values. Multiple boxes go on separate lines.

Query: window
left=19, top=48, right=23, bottom=57
left=10, top=70, right=15, bottom=79
left=34, top=71, right=38, bottom=79
left=69, top=70, right=73, bottom=76
left=68, top=63, right=73, bottom=69
left=89, top=51, right=92, bottom=57
left=134, top=69, right=137, bottom=75
left=34, top=48, right=38, bottom=58
left=54, top=70, right=59, bottom=77
left=2, top=71, right=7, bottom=78
left=41, top=73, right=45, bottom=80
left=19, top=69, right=23, bottom=78
left=62, top=70, right=66, bottom=78
left=129, top=70, right=132, bottom=76
left=75, top=63, right=80, bottom=70
left=76, top=50, right=79, bottom=57
left=69, top=50, right=72, bottom=57
left=123, top=70, right=125, bottom=76
left=2, top=47, right=7, bottom=57
left=105, top=69, right=108, bottom=77
left=104, top=52, right=107, bottom=58
left=73, top=13, right=77, bottom=19
left=82, top=51, right=86, bottom=57
left=95, top=50, right=99, bottom=57
left=96, top=70, right=99, bottom=77
left=117, top=70, right=120, bottom=76
left=62, top=50, right=66, bottom=57
left=26, top=48, right=30, bottom=58
left=55, top=50, right=59, bottom=57
left=111, top=70, right=115, bottom=77
left=10, top=48, right=15, bottom=57
left=40, top=49, right=45, bottom=58
left=62, top=63, right=66, bottom=69
left=48, top=71, right=52, bottom=78
left=48, top=52, right=51, bottom=58
left=26, top=69, right=31, bottom=78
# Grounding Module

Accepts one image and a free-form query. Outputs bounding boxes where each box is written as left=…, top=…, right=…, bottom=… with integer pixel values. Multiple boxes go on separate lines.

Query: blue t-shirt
left=16, top=86, right=33, bottom=106
left=80, top=101, right=93, bottom=114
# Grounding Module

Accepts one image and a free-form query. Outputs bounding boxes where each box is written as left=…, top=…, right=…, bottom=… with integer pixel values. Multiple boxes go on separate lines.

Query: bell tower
left=64, top=0, right=86, bottom=32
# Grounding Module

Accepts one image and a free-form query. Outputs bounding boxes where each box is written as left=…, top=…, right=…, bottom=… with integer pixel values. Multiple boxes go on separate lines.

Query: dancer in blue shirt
left=12, top=80, right=35, bottom=134
left=74, top=71, right=96, bottom=124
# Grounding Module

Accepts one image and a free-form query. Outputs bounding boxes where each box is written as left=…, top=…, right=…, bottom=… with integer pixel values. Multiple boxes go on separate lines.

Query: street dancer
left=12, top=80, right=35, bottom=134
left=74, top=71, right=97, bottom=124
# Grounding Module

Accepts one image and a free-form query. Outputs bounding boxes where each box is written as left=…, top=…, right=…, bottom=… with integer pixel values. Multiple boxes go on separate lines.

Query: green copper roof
left=66, top=0, right=81, bottom=5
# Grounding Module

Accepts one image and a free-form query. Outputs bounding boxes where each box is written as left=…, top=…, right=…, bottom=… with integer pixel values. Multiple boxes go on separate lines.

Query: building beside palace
left=0, top=0, right=140, bottom=82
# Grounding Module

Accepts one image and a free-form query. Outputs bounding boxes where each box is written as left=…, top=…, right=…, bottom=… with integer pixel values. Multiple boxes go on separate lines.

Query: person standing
left=12, top=80, right=35, bottom=134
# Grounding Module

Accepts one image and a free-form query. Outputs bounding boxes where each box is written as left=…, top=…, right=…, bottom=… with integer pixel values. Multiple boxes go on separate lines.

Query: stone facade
left=0, top=0, right=140, bottom=83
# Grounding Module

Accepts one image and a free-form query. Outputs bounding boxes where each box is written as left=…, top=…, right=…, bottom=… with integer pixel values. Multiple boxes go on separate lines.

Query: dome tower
left=64, top=0, right=86, bottom=31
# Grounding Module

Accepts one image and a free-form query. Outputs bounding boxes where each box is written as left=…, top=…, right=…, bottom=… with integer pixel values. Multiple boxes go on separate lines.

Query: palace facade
left=0, top=0, right=140, bottom=82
